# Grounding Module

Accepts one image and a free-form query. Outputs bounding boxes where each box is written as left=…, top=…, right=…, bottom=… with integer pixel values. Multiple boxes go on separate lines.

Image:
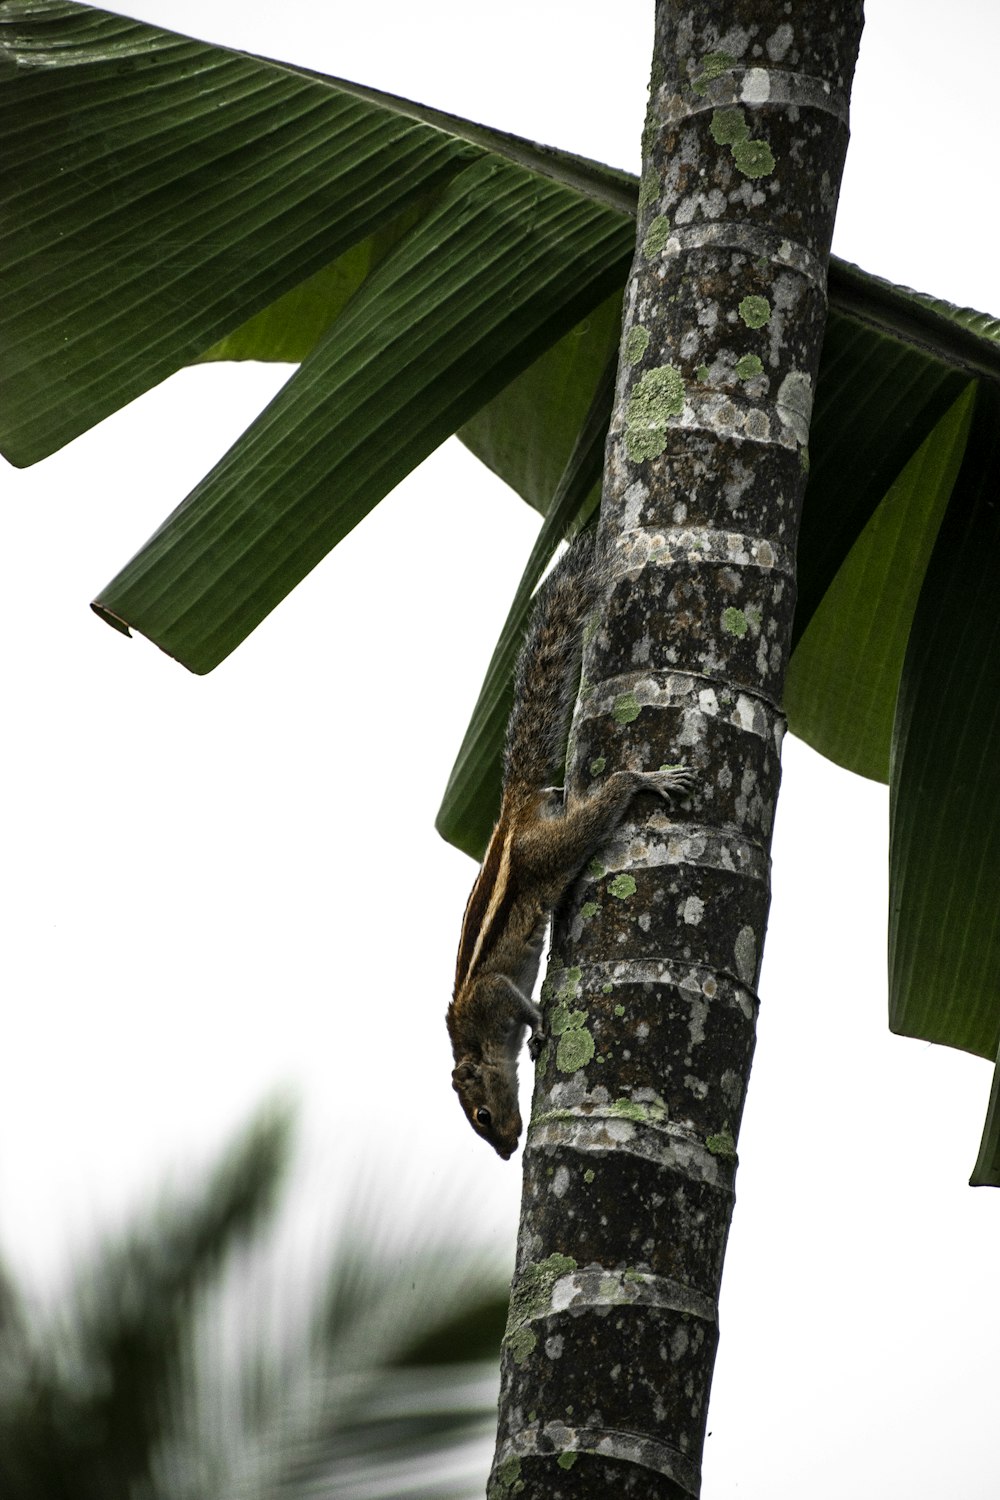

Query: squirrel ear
left=452, top=1060, right=480, bottom=1087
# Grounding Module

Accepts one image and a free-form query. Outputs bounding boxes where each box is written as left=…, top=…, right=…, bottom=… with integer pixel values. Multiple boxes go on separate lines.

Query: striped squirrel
left=446, top=529, right=694, bottom=1158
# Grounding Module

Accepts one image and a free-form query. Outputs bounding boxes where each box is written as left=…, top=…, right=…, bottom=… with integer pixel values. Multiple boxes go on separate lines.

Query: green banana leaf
left=4, top=0, right=1000, bottom=1182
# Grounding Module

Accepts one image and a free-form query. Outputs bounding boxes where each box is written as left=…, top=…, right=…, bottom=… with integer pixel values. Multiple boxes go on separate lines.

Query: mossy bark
left=489, top=3, right=864, bottom=1496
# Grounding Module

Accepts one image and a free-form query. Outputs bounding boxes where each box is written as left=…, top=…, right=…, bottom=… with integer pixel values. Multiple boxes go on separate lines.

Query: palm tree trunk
left=489, top=3, right=865, bottom=1495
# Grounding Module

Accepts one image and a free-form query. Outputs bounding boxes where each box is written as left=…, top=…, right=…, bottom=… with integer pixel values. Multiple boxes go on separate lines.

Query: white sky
left=3, top=3, right=999, bottom=1496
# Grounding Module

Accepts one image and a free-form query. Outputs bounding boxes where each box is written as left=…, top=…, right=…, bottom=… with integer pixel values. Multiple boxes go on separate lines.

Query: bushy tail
left=503, top=528, right=602, bottom=798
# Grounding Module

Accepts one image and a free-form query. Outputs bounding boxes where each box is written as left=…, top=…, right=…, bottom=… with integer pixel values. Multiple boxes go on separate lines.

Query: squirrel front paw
left=527, top=1030, right=546, bottom=1062
left=647, top=764, right=696, bottom=800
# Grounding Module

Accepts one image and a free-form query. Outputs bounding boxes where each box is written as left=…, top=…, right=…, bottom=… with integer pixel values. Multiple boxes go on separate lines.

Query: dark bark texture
left=489, top=4, right=864, bottom=1497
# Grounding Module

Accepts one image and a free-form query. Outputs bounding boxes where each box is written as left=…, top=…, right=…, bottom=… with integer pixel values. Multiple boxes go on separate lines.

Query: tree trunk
left=488, top=3, right=865, bottom=1495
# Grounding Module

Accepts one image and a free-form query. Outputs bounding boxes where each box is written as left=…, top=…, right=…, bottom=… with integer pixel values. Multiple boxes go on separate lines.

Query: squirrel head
left=451, top=1057, right=522, bottom=1159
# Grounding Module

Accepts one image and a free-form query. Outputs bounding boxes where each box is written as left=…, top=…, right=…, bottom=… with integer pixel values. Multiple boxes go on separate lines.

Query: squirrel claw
left=527, top=1032, right=545, bottom=1062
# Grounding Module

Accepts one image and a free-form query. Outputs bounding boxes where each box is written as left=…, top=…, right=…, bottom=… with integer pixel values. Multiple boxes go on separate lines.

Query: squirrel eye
left=475, top=1107, right=492, bottom=1128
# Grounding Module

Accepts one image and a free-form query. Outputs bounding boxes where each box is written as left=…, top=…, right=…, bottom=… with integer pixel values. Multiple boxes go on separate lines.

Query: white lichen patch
left=743, top=407, right=772, bottom=441
left=688, top=993, right=709, bottom=1049
left=683, top=895, right=705, bottom=926
left=766, top=22, right=794, bottom=61
left=622, top=477, right=650, bottom=531
left=755, top=634, right=770, bottom=676
left=697, top=299, right=720, bottom=332
left=776, top=368, right=813, bottom=445
left=721, top=1069, right=744, bottom=1108
left=615, top=525, right=793, bottom=576
left=678, top=390, right=780, bottom=448
left=736, top=986, right=756, bottom=1020
left=734, top=925, right=757, bottom=983
left=770, top=275, right=800, bottom=324
left=549, top=1267, right=718, bottom=1326
left=679, top=706, right=707, bottom=746
left=732, top=693, right=767, bottom=734
left=680, top=831, right=708, bottom=861
left=718, top=25, right=751, bottom=57
left=550, top=1277, right=578, bottom=1314
left=740, top=67, right=771, bottom=104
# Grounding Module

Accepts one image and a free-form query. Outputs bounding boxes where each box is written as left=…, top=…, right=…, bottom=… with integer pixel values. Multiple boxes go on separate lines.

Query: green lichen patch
left=710, top=106, right=748, bottom=147
left=735, top=353, right=763, bottom=380
left=602, top=982, right=613, bottom=994
left=799, top=445, right=810, bottom=474
left=550, top=1001, right=587, bottom=1036
left=507, top=1325, right=537, bottom=1365
left=706, top=1128, right=738, bottom=1160
left=722, top=607, right=748, bottom=637
left=508, top=1252, right=578, bottom=1333
left=739, top=294, right=771, bottom=328
left=733, top=137, right=776, bottom=178
left=710, top=107, right=776, bottom=179
left=637, top=167, right=659, bottom=212
left=579, top=901, right=599, bottom=921
left=624, top=325, right=650, bottom=365
left=613, top=690, right=642, bottom=724
left=693, top=49, right=737, bottom=96
left=589, top=755, right=607, bottom=775
left=583, top=1169, right=595, bottom=1184
left=557, top=966, right=583, bottom=999
left=609, top=873, right=637, bottom=900
left=624, top=364, right=686, bottom=462
left=609, top=1096, right=647, bottom=1124
left=557, top=1452, right=578, bottom=1471
left=588, top=857, right=606, bottom=880
left=546, top=974, right=595, bottom=1071
left=613, top=1003, right=626, bottom=1017
left=557, top=1024, right=596, bottom=1073
left=611, top=1093, right=669, bottom=1124
left=641, top=214, right=671, bottom=260
left=695, top=363, right=711, bottom=383
left=493, top=1454, right=523, bottom=1495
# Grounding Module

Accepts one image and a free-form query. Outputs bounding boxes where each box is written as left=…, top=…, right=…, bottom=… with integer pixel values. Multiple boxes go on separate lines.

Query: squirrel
left=446, top=528, right=694, bottom=1159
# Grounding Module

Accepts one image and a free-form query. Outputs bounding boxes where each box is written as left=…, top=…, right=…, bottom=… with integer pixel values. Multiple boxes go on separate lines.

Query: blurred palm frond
left=0, top=1106, right=506, bottom=1500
